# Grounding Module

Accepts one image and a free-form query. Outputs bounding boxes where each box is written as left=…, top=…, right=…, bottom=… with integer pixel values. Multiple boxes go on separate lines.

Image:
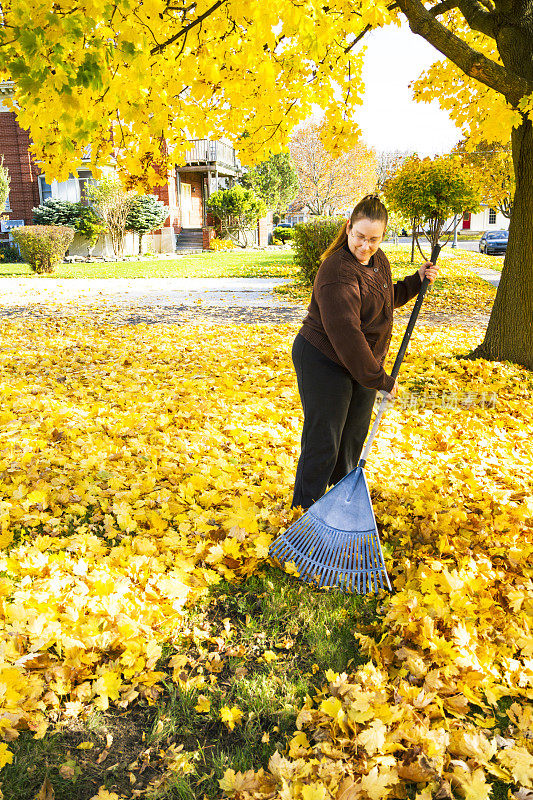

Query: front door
left=181, top=183, right=192, bottom=228
left=462, top=212, right=471, bottom=230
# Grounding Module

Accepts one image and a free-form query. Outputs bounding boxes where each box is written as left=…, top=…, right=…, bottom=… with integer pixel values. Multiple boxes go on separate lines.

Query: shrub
left=75, top=205, right=107, bottom=253
left=0, top=242, right=24, bottom=263
left=292, top=216, right=346, bottom=284
left=273, top=226, right=294, bottom=243
left=33, top=199, right=79, bottom=227
left=11, top=225, right=74, bottom=273
left=33, top=199, right=107, bottom=253
left=209, top=237, right=236, bottom=251
left=207, top=186, right=266, bottom=247
left=125, top=194, right=169, bottom=254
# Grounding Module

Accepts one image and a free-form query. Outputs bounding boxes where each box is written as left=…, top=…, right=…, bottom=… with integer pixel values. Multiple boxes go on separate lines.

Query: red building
left=0, top=81, right=273, bottom=253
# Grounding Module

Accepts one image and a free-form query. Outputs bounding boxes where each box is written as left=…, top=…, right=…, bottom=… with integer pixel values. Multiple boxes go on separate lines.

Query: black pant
left=291, top=333, right=377, bottom=510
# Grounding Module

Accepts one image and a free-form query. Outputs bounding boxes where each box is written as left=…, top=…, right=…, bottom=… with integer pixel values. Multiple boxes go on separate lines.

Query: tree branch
left=429, top=0, right=458, bottom=16
left=150, top=0, right=226, bottom=55
left=396, top=0, right=532, bottom=105
left=344, top=1, right=398, bottom=53
left=456, top=0, right=497, bottom=38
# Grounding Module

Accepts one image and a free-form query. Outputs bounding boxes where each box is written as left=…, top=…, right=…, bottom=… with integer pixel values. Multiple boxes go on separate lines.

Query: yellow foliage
left=0, top=305, right=532, bottom=795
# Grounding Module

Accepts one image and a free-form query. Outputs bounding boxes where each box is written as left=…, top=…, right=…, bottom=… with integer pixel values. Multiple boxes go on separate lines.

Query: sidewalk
left=0, top=277, right=295, bottom=307
left=0, top=276, right=309, bottom=325
left=464, top=265, right=501, bottom=287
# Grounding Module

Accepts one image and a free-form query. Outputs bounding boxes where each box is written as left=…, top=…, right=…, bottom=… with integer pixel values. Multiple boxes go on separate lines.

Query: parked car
left=479, top=230, right=508, bottom=255
left=275, top=222, right=293, bottom=228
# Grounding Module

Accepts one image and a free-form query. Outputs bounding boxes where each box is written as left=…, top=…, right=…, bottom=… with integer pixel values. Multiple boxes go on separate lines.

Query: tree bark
left=470, top=115, right=533, bottom=369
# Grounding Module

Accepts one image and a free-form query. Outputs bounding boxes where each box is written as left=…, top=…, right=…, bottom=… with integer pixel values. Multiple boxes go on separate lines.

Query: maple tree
left=1, top=0, right=531, bottom=366
left=453, top=139, right=515, bottom=218
left=289, top=121, right=378, bottom=215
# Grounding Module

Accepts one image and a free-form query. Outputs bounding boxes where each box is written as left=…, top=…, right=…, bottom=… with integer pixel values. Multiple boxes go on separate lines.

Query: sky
left=355, top=24, right=463, bottom=156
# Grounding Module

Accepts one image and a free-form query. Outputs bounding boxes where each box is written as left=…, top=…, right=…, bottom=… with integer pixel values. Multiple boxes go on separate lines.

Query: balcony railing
left=185, top=139, right=241, bottom=171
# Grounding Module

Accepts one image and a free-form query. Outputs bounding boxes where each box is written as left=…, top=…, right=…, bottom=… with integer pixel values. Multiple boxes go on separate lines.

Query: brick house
left=0, top=81, right=273, bottom=254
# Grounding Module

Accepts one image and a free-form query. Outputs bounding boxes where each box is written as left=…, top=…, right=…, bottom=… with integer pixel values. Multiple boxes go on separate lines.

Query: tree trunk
left=411, top=219, right=416, bottom=263
left=469, top=116, right=533, bottom=370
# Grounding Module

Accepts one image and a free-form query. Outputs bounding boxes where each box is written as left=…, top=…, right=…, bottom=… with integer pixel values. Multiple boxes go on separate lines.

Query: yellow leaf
left=195, top=695, right=211, bottom=713
left=220, top=705, right=243, bottom=730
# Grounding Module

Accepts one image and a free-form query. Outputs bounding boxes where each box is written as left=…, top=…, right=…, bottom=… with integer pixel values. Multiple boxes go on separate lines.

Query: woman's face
left=346, top=217, right=385, bottom=264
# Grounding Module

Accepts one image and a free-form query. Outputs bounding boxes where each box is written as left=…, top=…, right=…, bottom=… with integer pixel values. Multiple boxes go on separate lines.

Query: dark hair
left=320, top=194, right=388, bottom=263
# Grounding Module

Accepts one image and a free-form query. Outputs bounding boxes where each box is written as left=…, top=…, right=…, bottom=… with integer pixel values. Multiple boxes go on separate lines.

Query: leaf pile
left=0, top=319, right=301, bottom=771
left=0, top=315, right=532, bottom=800
left=223, top=333, right=533, bottom=798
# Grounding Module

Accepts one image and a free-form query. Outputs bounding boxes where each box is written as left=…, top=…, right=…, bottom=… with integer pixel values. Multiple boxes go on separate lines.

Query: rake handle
left=358, top=244, right=442, bottom=469
left=389, top=243, right=442, bottom=382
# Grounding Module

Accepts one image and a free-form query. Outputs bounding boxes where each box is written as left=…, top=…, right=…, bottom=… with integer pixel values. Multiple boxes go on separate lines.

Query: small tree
left=241, top=152, right=298, bottom=216
left=384, top=155, right=482, bottom=258
left=0, top=157, right=10, bottom=214
left=85, top=176, right=137, bottom=256
left=125, top=195, right=169, bottom=254
left=207, top=186, right=266, bottom=247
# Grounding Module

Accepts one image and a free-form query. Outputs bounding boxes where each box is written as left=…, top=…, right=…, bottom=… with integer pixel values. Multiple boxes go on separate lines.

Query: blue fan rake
left=270, top=244, right=442, bottom=594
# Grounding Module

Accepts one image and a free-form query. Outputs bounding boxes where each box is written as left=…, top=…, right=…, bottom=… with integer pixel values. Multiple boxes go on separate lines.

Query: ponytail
left=319, top=194, right=388, bottom=263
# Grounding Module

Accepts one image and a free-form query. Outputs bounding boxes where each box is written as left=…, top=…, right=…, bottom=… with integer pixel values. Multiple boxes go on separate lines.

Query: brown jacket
left=298, top=241, right=422, bottom=393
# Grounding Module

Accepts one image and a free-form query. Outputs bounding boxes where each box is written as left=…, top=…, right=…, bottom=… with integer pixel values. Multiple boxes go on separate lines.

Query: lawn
left=0, top=253, right=531, bottom=800
left=0, top=249, right=297, bottom=280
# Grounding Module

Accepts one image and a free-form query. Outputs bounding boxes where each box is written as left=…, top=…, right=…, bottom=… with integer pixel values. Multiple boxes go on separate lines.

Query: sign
left=0, top=219, right=24, bottom=232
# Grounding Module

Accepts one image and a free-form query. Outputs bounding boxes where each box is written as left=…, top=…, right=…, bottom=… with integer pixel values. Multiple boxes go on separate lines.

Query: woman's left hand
left=418, top=261, right=439, bottom=283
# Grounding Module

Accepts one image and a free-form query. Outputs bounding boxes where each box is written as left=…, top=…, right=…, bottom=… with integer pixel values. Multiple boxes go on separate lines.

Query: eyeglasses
left=349, top=230, right=382, bottom=246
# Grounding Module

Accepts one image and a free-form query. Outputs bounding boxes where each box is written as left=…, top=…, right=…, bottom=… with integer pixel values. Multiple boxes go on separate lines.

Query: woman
left=291, top=194, right=439, bottom=511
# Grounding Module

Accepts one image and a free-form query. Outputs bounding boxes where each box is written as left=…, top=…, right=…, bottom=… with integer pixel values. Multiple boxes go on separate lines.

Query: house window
left=38, top=175, right=53, bottom=203
left=78, top=171, right=94, bottom=203
left=488, top=208, right=496, bottom=225
left=38, top=171, right=95, bottom=204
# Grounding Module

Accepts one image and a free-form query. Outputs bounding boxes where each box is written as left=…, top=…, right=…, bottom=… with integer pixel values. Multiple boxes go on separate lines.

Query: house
left=280, top=200, right=311, bottom=226
left=460, top=205, right=509, bottom=232
left=0, top=80, right=273, bottom=255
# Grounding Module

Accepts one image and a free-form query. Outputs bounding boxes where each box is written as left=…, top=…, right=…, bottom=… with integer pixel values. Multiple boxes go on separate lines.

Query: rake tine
left=366, top=532, right=377, bottom=593
left=318, top=527, right=343, bottom=588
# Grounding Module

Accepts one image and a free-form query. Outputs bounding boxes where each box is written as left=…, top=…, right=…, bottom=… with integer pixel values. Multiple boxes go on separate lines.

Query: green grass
left=0, top=250, right=297, bottom=279
left=1, top=567, right=375, bottom=800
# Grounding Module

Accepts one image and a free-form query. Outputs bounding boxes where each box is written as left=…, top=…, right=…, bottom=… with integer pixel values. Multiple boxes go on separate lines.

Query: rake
left=270, top=244, right=441, bottom=593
